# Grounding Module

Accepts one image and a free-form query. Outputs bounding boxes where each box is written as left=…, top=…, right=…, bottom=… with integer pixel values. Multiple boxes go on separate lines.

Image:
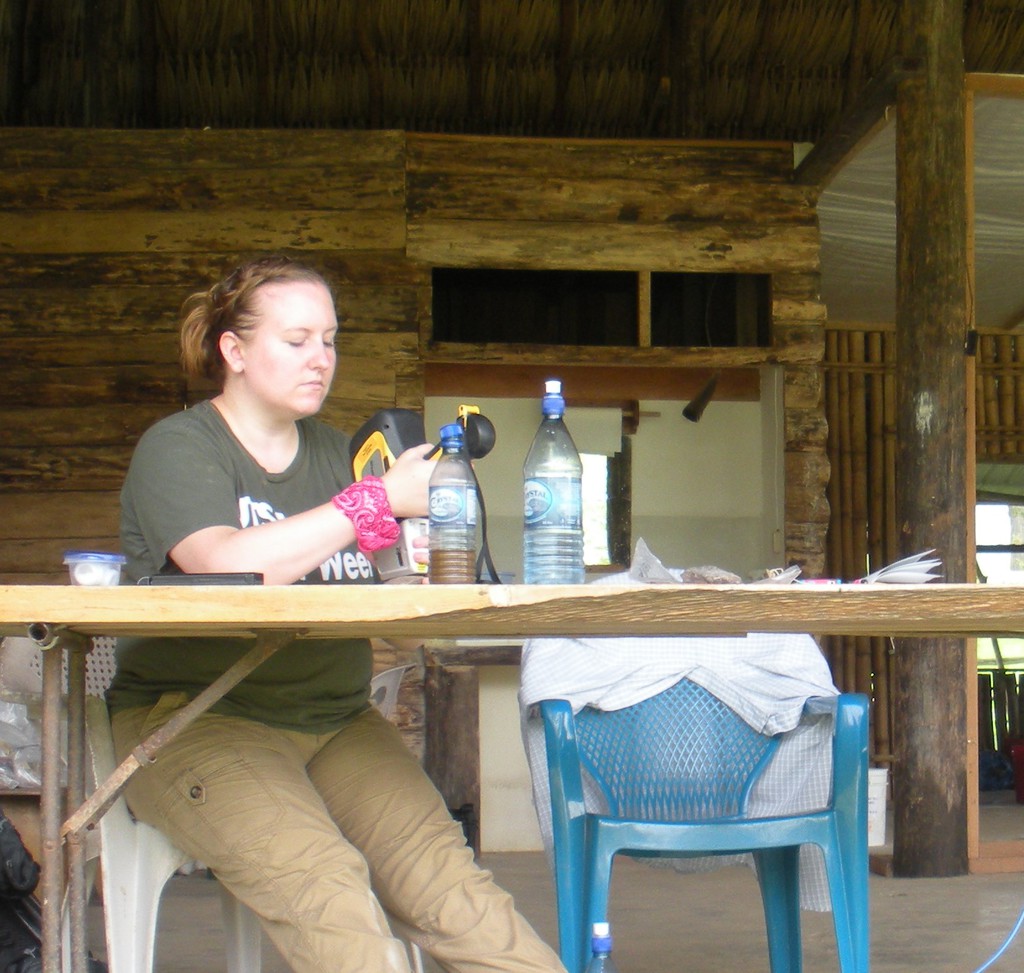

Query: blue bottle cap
left=439, top=422, right=464, bottom=442
left=541, top=379, right=565, bottom=416
left=591, top=921, right=613, bottom=951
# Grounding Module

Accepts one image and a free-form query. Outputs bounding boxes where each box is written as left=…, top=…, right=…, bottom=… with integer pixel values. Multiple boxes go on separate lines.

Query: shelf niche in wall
left=431, top=268, right=771, bottom=348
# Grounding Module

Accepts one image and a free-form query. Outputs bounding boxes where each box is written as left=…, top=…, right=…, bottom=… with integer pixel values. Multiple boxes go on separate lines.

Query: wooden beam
left=841, top=0, right=876, bottom=114
left=668, top=0, right=703, bottom=139
left=637, top=271, right=652, bottom=348
left=740, top=2, right=774, bottom=139
left=355, top=8, right=383, bottom=130
left=467, top=0, right=483, bottom=130
left=793, top=56, right=922, bottom=189
left=553, top=0, right=577, bottom=135
left=82, top=0, right=125, bottom=126
left=892, top=0, right=969, bottom=879
left=424, top=362, right=761, bottom=403
left=423, top=663, right=481, bottom=855
left=967, top=73, right=1024, bottom=97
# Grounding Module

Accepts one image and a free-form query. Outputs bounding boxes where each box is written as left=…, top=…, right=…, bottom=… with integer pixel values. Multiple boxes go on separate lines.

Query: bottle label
left=429, top=485, right=478, bottom=526
left=524, top=477, right=582, bottom=528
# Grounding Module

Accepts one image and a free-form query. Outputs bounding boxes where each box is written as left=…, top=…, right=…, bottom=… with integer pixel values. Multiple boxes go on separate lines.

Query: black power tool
left=350, top=406, right=495, bottom=480
left=348, top=407, right=498, bottom=581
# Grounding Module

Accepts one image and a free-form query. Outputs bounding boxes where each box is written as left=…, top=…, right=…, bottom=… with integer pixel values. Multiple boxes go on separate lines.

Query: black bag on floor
left=0, top=810, right=105, bottom=973
left=0, top=814, right=39, bottom=901
left=0, top=811, right=40, bottom=973
left=0, top=896, right=40, bottom=973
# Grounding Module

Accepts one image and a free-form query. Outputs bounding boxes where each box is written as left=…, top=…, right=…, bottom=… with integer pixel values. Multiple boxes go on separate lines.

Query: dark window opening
left=432, top=268, right=771, bottom=348
left=432, top=268, right=636, bottom=345
left=651, top=272, right=771, bottom=347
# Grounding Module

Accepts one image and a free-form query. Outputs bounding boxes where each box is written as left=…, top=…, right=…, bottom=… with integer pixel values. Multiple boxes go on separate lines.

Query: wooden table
left=2, top=581, right=1022, bottom=973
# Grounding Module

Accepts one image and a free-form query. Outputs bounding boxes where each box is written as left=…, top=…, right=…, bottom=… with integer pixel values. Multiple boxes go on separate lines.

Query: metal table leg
left=34, top=625, right=87, bottom=973
left=66, top=642, right=88, bottom=973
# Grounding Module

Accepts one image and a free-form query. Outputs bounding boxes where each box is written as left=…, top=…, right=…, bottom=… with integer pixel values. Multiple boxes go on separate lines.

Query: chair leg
left=218, top=881, right=263, bottom=973
left=817, top=840, right=861, bottom=973
left=385, top=911, right=427, bottom=973
left=552, top=839, right=588, bottom=973
left=754, top=847, right=803, bottom=973
left=100, top=831, right=180, bottom=973
left=836, top=825, right=869, bottom=973
left=580, top=843, right=616, bottom=973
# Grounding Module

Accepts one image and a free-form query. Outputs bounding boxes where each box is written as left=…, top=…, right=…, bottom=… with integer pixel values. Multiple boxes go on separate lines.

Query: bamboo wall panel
left=824, top=323, right=1024, bottom=767
left=976, top=332, right=1024, bottom=457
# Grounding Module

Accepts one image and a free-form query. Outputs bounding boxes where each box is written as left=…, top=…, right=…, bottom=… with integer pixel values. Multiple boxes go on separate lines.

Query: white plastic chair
left=78, top=637, right=262, bottom=973
left=84, top=689, right=261, bottom=973
left=369, top=663, right=412, bottom=718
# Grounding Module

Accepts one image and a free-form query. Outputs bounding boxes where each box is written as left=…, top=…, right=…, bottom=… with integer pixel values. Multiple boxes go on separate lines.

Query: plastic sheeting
left=818, top=92, right=1024, bottom=331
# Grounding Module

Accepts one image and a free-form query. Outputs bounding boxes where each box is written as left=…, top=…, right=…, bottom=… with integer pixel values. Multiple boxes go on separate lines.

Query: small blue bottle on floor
left=584, top=921, right=620, bottom=972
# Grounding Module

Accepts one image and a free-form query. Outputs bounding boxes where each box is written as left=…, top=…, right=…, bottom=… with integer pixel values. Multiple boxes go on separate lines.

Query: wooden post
left=423, top=661, right=482, bottom=856
left=892, top=0, right=969, bottom=877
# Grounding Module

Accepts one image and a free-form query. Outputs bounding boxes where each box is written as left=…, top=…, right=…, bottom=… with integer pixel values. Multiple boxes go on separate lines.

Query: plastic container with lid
left=63, top=550, right=126, bottom=586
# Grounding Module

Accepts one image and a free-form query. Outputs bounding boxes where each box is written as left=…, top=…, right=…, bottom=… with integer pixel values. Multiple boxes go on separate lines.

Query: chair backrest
left=369, top=665, right=413, bottom=720
left=574, top=678, right=779, bottom=820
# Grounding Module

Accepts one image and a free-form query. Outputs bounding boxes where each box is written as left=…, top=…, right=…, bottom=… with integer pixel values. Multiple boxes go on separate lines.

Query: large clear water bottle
left=522, top=379, right=584, bottom=584
left=584, top=922, right=620, bottom=973
left=428, top=423, right=478, bottom=583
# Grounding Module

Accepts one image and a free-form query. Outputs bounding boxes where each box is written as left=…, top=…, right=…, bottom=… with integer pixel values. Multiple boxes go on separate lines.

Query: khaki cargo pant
left=112, top=696, right=565, bottom=973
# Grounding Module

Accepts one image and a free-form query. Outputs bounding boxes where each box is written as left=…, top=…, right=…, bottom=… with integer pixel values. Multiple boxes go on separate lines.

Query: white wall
left=478, top=666, right=543, bottom=850
left=425, top=369, right=785, bottom=850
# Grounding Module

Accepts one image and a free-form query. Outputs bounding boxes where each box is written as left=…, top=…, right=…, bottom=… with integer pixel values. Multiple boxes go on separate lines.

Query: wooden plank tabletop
left=2, top=582, right=1022, bottom=639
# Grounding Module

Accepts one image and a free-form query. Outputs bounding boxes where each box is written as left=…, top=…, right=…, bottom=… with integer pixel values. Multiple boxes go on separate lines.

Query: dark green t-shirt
left=108, top=401, right=378, bottom=732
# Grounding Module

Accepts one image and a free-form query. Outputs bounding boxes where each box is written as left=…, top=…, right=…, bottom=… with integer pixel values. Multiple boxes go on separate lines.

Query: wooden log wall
left=824, top=322, right=1024, bottom=765
left=1, top=128, right=827, bottom=590
left=0, top=129, right=420, bottom=584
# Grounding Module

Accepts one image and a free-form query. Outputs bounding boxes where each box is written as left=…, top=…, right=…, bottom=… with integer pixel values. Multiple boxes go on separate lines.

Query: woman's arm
left=169, top=444, right=434, bottom=585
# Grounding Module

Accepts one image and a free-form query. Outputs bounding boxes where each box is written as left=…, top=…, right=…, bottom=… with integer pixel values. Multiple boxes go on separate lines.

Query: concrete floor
left=85, top=850, right=1024, bottom=973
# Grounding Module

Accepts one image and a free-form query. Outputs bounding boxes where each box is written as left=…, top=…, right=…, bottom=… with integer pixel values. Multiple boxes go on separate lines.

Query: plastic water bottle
left=522, top=379, right=584, bottom=584
left=584, top=922, right=620, bottom=973
left=428, top=423, right=478, bottom=583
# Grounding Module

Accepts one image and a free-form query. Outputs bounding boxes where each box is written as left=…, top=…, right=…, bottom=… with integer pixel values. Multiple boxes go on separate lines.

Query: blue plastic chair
left=540, top=679, right=869, bottom=973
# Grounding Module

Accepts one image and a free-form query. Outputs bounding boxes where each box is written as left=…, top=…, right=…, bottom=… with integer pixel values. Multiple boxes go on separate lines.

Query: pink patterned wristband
left=332, top=477, right=401, bottom=553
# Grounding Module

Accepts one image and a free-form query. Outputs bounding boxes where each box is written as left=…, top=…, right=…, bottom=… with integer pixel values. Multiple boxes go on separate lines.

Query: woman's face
left=222, top=279, right=338, bottom=419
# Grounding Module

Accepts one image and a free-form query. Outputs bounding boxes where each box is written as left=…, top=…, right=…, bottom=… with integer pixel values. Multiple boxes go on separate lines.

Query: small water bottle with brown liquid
left=428, top=423, right=479, bottom=583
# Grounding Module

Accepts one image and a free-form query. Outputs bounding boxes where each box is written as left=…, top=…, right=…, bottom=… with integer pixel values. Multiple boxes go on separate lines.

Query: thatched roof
left=5, top=1, right=1024, bottom=141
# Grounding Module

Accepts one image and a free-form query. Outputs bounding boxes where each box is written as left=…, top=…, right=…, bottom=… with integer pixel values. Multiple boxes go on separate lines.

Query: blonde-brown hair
left=179, top=256, right=333, bottom=381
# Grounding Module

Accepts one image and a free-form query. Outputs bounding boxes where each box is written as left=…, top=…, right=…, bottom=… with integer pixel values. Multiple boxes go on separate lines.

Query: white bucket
left=867, top=767, right=889, bottom=846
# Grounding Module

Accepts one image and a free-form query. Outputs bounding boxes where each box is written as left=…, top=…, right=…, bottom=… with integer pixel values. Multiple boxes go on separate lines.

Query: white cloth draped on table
left=518, top=566, right=841, bottom=911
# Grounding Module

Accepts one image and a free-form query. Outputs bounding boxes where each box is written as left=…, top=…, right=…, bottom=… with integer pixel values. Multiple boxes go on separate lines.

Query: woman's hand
left=411, top=528, right=430, bottom=567
left=381, top=443, right=435, bottom=518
